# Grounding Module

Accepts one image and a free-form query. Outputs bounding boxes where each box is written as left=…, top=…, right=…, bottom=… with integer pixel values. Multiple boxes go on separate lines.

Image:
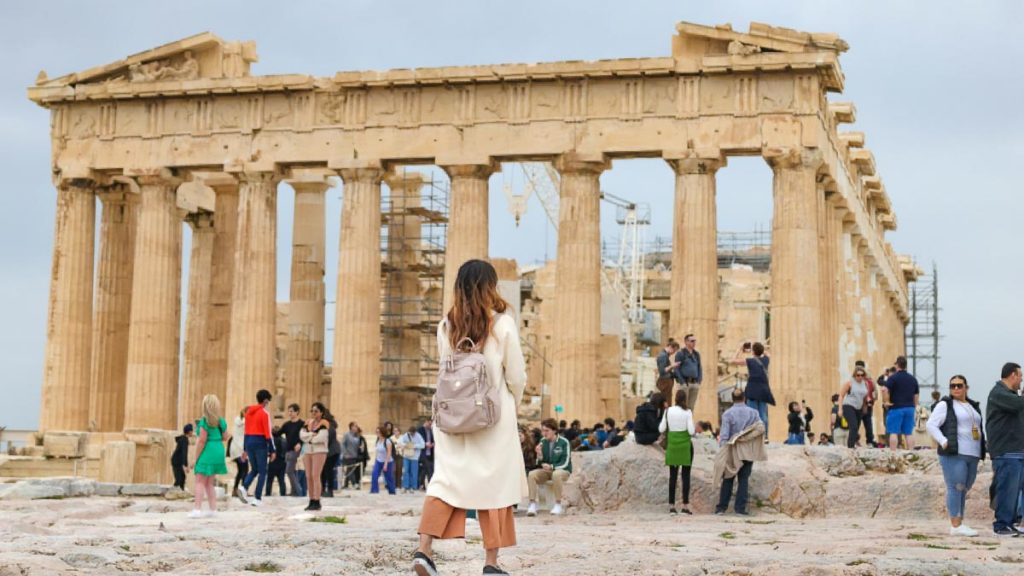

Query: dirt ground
left=1, top=490, right=1022, bottom=576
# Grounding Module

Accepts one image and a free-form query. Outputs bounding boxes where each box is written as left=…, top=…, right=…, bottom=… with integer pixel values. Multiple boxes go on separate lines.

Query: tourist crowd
left=168, top=271, right=1024, bottom=576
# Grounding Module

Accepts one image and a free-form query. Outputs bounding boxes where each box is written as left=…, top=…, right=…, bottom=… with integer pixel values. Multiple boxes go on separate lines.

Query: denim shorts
left=885, top=406, right=915, bottom=435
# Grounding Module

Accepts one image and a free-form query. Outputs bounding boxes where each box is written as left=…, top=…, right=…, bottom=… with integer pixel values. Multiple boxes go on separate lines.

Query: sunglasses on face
left=854, top=374, right=865, bottom=379
left=949, top=383, right=965, bottom=390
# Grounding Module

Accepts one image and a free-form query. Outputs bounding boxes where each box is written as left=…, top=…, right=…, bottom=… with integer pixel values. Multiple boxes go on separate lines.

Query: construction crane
left=509, top=162, right=650, bottom=360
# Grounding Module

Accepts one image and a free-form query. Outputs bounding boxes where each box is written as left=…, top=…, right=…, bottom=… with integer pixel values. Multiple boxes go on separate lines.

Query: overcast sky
left=1, top=1, right=1021, bottom=430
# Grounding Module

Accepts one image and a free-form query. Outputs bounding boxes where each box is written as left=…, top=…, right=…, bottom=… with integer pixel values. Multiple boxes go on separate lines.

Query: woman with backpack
left=659, top=389, right=695, bottom=515
left=370, top=424, right=396, bottom=495
left=926, top=374, right=986, bottom=537
left=413, top=260, right=527, bottom=576
left=189, top=394, right=230, bottom=518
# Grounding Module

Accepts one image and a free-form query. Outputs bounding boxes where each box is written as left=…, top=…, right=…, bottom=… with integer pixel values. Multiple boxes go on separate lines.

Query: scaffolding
left=906, top=263, right=940, bottom=394
left=379, top=171, right=449, bottom=420
left=636, top=227, right=772, bottom=270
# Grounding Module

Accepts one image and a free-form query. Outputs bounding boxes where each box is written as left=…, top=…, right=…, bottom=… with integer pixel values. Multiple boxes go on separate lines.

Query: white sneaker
left=526, top=502, right=538, bottom=517
left=202, top=510, right=217, bottom=518
left=951, top=525, right=978, bottom=537
left=235, top=487, right=249, bottom=504
left=250, top=498, right=263, bottom=507
left=551, top=503, right=564, bottom=516
left=187, top=509, right=204, bottom=519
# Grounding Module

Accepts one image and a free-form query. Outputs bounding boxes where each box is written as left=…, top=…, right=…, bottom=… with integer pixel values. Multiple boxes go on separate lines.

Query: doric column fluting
left=203, top=182, right=239, bottom=409
left=667, top=153, right=725, bottom=423
left=550, top=153, right=607, bottom=425
left=284, top=179, right=329, bottom=416
left=332, top=164, right=385, bottom=429
left=764, top=148, right=824, bottom=443
left=89, top=189, right=137, bottom=432
left=124, top=173, right=183, bottom=431
left=441, top=163, right=495, bottom=313
left=40, top=181, right=96, bottom=432
left=225, top=171, right=280, bottom=419
left=817, top=185, right=839, bottom=419
left=179, top=211, right=215, bottom=429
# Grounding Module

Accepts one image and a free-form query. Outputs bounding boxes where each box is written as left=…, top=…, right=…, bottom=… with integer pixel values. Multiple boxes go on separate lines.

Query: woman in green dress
left=190, top=394, right=231, bottom=518
left=659, top=389, right=695, bottom=514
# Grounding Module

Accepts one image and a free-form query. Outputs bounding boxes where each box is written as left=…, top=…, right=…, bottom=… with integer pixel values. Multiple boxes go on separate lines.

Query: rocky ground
left=1, top=444, right=1023, bottom=575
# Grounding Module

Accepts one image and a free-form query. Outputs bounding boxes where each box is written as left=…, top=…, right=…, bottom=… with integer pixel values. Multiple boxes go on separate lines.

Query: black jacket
left=170, top=435, right=189, bottom=467
left=936, top=396, right=987, bottom=461
left=634, top=402, right=661, bottom=445
left=985, top=381, right=1024, bottom=458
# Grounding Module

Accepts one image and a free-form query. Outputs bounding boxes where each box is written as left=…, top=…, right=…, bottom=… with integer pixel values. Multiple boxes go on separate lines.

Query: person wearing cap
left=171, top=423, right=194, bottom=490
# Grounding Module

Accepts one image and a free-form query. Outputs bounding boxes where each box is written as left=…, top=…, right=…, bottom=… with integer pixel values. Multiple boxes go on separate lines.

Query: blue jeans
left=242, top=436, right=269, bottom=500
left=746, top=400, right=769, bottom=438
left=785, top=433, right=805, bottom=445
left=716, top=460, right=753, bottom=514
left=402, top=457, right=420, bottom=490
left=297, top=470, right=307, bottom=497
left=938, top=454, right=979, bottom=519
left=371, top=460, right=396, bottom=494
left=992, top=456, right=1024, bottom=531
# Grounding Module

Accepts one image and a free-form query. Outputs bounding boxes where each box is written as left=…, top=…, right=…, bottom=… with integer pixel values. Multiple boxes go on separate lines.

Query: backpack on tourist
left=433, top=322, right=502, bottom=434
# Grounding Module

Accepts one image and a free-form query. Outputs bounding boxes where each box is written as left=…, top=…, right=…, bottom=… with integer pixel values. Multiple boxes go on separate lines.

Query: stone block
left=94, top=482, right=122, bottom=497
left=99, top=441, right=135, bottom=484
left=68, top=478, right=96, bottom=497
left=0, top=480, right=68, bottom=500
left=124, top=429, right=174, bottom=485
left=42, top=431, right=88, bottom=458
left=120, top=483, right=169, bottom=497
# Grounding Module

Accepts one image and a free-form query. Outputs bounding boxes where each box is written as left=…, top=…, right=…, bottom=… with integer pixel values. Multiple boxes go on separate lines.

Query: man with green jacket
left=526, top=418, right=572, bottom=517
left=986, top=362, right=1024, bottom=536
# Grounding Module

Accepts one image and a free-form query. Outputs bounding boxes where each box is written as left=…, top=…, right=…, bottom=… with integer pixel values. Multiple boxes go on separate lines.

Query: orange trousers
left=418, top=496, right=516, bottom=549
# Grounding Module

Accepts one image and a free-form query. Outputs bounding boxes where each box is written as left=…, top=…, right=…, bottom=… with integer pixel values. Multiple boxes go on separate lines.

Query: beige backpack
left=433, top=323, right=501, bottom=434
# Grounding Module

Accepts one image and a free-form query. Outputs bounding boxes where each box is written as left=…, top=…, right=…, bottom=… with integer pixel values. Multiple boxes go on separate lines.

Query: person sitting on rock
left=713, top=388, right=767, bottom=516
left=527, top=418, right=572, bottom=517
left=784, top=401, right=807, bottom=445
left=634, top=393, right=666, bottom=446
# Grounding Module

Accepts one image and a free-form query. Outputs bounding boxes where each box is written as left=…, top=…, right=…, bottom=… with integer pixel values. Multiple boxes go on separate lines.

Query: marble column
left=203, top=182, right=239, bottom=410
left=225, top=172, right=279, bottom=420
left=89, top=189, right=137, bottom=432
left=40, top=181, right=96, bottom=432
left=667, top=153, right=725, bottom=422
left=816, top=185, right=838, bottom=418
left=284, top=178, right=329, bottom=416
left=124, top=173, right=183, bottom=431
left=550, top=153, right=607, bottom=425
left=764, top=148, right=823, bottom=442
left=179, top=212, right=215, bottom=429
left=332, top=164, right=384, bottom=430
left=381, top=171, right=427, bottom=425
left=441, top=163, right=495, bottom=313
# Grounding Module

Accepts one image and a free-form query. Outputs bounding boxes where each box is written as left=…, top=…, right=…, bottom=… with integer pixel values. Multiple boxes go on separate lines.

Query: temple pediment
left=35, top=32, right=257, bottom=88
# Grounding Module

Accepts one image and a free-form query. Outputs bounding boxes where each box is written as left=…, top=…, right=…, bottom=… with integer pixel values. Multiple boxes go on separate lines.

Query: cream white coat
left=426, top=312, right=528, bottom=510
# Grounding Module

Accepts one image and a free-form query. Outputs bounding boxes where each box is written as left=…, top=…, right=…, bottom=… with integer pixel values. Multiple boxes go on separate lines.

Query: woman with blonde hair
left=189, top=394, right=230, bottom=518
left=413, top=259, right=527, bottom=576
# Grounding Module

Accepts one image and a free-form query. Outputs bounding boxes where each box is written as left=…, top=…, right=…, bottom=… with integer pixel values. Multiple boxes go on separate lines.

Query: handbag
left=657, top=410, right=669, bottom=450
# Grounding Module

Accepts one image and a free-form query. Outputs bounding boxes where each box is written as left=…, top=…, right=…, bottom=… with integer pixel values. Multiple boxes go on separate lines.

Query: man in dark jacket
left=986, top=362, right=1024, bottom=536
left=676, top=334, right=703, bottom=411
left=656, top=339, right=680, bottom=400
left=417, top=419, right=435, bottom=489
left=170, top=424, right=193, bottom=490
left=634, top=393, right=665, bottom=446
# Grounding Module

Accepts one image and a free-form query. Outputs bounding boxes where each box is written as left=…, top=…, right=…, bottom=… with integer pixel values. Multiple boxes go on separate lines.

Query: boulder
left=68, top=478, right=96, bottom=497
left=564, top=440, right=981, bottom=520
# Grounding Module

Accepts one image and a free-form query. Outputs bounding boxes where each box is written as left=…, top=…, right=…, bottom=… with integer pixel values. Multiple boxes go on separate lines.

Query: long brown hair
left=446, top=259, right=508, bottom=350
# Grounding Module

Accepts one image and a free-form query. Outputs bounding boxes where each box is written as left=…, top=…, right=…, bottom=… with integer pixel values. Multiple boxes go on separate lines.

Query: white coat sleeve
left=500, top=315, right=527, bottom=406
